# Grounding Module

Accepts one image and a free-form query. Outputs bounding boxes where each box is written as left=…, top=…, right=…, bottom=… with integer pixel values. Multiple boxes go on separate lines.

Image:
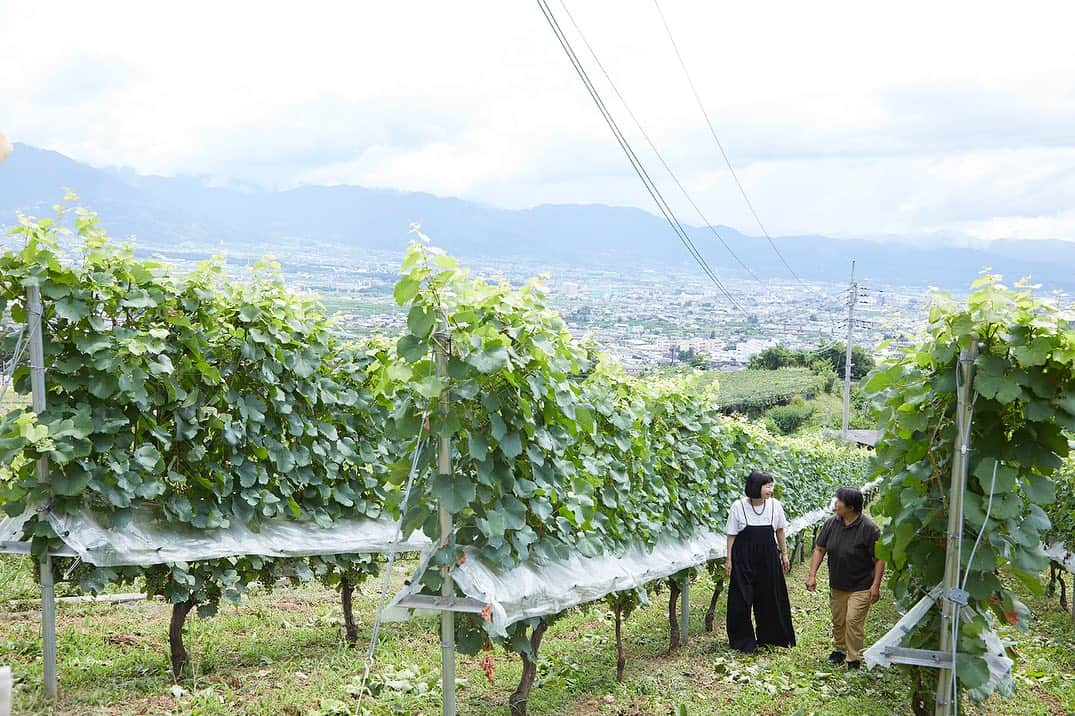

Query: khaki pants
left=830, top=587, right=872, bottom=661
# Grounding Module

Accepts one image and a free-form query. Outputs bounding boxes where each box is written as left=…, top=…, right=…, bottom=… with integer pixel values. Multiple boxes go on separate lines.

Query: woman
left=805, top=487, right=885, bottom=670
left=724, top=470, right=795, bottom=652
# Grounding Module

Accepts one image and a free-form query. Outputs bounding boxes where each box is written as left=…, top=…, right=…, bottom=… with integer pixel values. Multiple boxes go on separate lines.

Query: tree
left=747, top=345, right=794, bottom=370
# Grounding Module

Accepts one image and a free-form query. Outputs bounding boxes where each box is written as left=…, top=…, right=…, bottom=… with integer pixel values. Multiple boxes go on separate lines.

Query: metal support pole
left=26, top=286, right=58, bottom=699
left=841, top=260, right=857, bottom=439
left=934, top=342, right=978, bottom=716
left=434, top=332, right=456, bottom=716
left=679, top=579, right=689, bottom=645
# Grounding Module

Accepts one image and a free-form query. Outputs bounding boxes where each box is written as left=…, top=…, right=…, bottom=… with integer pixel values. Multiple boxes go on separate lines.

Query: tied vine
left=389, top=240, right=873, bottom=712
left=865, top=275, right=1075, bottom=704
left=0, top=209, right=875, bottom=708
left=0, top=208, right=395, bottom=674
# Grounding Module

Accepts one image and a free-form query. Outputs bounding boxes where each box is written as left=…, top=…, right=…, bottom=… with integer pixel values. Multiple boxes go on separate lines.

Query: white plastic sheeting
left=1045, top=542, right=1075, bottom=574
left=863, top=586, right=942, bottom=670
left=430, top=489, right=861, bottom=638
left=1, top=665, right=12, bottom=716
left=448, top=528, right=727, bottom=638
left=0, top=508, right=430, bottom=566
left=864, top=584, right=1013, bottom=696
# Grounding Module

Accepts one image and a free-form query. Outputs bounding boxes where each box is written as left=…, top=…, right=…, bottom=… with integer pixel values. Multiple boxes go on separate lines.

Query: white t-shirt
left=725, top=497, right=789, bottom=535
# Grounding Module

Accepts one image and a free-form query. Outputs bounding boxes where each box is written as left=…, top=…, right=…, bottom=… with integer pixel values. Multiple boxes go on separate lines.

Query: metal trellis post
left=435, top=331, right=456, bottom=716
left=27, top=286, right=58, bottom=699
left=934, top=342, right=978, bottom=716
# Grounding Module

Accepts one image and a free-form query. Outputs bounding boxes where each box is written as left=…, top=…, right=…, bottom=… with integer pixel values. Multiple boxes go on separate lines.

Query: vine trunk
left=168, top=599, right=197, bottom=680
left=508, top=620, right=548, bottom=716
left=341, top=577, right=358, bottom=645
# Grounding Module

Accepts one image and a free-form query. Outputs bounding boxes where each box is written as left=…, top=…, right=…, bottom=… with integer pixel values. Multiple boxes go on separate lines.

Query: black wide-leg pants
left=726, top=524, right=796, bottom=652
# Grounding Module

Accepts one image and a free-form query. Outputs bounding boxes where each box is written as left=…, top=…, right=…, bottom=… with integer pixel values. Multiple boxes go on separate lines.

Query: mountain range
left=2, top=143, right=1073, bottom=291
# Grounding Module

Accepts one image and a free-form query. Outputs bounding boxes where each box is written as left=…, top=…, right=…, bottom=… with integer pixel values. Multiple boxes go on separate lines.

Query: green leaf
left=332, top=484, right=355, bottom=507
left=972, top=461, right=1015, bottom=494
left=1024, top=400, right=1054, bottom=421
left=467, top=432, right=489, bottom=461
left=75, top=334, right=110, bottom=355
left=413, top=376, right=445, bottom=400
left=1021, top=473, right=1055, bottom=504
left=396, top=335, right=427, bottom=363
left=407, top=304, right=436, bottom=338
left=467, top=345, right=509, bottom=374
left=575, top=405, right=594, bottom=434
left=430, top=473, right=475, bottom=515
left=955, top=654, right=990, bottom=689
left=52, top=469, right=92, bottom=496
left=1012, top=338, right=1051, bottom=367
left=489, top=413, right=507, bottom=441
left=134, top=444, right=162, bottom=471
left=994, top=380, right=1023, bottom=404
left=479, top=510, right=505, bottom=537
left=53, top=298, right=89, bottom=322
left=500, top=432, right=522, bottom=459
left=393, top=276, right=421, bottom=305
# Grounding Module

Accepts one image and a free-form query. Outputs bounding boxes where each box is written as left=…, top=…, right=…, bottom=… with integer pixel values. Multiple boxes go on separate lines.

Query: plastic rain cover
left=0, top=508, right=430, bottom=566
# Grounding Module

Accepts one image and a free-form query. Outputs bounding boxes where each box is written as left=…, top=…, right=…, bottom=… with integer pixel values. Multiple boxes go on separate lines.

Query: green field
left=692, top=368, right=831, bottom=415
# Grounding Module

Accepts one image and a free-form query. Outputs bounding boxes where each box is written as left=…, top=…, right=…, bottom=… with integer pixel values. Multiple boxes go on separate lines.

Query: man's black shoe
left=827, top=650, right=846, bottom=665
left=846, top=660, right=861, bottom=670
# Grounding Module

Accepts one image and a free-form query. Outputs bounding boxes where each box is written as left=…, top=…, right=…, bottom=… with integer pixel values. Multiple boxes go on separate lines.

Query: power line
left=538, top=0, right=742, bottom=309
left=556, top=0, right=770, bottom=298
left=535, top=0, right=745, bottom=312
left=650, top=0, right=815, bottom=293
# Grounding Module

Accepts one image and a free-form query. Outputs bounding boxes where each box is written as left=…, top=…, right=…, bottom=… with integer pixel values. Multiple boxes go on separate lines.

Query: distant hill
left=2, top=143, right=1074, bottom=290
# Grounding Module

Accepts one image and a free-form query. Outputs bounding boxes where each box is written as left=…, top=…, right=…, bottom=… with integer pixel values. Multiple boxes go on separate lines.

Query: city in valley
left=144, top=234, right=936, bottom=372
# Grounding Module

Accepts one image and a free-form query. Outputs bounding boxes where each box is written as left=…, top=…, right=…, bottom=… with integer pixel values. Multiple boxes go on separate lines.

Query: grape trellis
left=0, top=208, right=874, bottom=714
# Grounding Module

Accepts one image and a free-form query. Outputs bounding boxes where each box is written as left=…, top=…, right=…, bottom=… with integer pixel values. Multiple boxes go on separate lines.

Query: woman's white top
left=725, top=497, right=789, bottom=535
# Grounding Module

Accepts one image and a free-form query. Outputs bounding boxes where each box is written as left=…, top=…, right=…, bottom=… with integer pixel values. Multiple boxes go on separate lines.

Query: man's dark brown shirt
left=815, top=513, right=880, bottom=592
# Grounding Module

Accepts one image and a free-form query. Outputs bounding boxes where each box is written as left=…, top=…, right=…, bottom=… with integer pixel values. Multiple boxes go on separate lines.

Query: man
left=805, top=486, right=885, bottom=670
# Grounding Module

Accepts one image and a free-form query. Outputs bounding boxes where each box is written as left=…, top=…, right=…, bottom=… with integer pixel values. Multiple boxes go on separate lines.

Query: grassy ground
left=2, top=554, right=1074, bottom=715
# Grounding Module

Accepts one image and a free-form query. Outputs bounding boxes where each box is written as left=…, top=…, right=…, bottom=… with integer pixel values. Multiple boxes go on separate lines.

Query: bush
left=762, top=402, right=815, bottom=434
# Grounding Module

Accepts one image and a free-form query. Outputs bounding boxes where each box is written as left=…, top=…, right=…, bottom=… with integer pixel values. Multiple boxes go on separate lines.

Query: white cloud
left=3, top=0, right=1075, bottom=240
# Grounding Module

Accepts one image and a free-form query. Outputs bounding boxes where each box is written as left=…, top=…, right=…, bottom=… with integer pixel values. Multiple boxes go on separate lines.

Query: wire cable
left=557, top=0, right=769, bottom=298
left=535, top=0, right=745, bottom=311
left=961, top=460, right=998, bottom=597
left=539, top=0, right=739, bottom=308
left=353, top=415, right=429, bottom=715
left=650, top=0, right=817, bottom=294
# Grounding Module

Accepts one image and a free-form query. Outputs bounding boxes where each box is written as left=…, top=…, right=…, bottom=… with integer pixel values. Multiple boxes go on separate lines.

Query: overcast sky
left=3, top=1, right=1075, bottom=242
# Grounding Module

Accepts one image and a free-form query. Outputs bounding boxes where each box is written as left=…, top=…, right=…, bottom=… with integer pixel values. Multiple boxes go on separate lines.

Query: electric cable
left=535, top=0, right=744, bottom=311
left=353, top=414, right=429, bottom=716
left=651, top=0, right=820, bottom=295
left=557, top=0, right=770, bottom=299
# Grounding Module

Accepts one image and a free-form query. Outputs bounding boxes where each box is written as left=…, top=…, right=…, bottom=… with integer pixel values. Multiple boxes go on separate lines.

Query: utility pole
left=934, top=341, right=978, bottom=716
left=27, top=286, right=57, bottom=699
left=841, top=260, right=857, bottom=439
left=434, top=329, right=456, bottom=716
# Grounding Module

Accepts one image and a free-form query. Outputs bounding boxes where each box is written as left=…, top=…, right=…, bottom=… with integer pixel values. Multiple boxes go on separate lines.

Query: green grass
left=2, top=553, right=1073, bottom=715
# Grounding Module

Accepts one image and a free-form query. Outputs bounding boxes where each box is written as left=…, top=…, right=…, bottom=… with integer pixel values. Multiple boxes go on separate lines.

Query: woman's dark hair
left=835, top=487, right=864, bottom=513
left=744, top=470, right=773, bottom=499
